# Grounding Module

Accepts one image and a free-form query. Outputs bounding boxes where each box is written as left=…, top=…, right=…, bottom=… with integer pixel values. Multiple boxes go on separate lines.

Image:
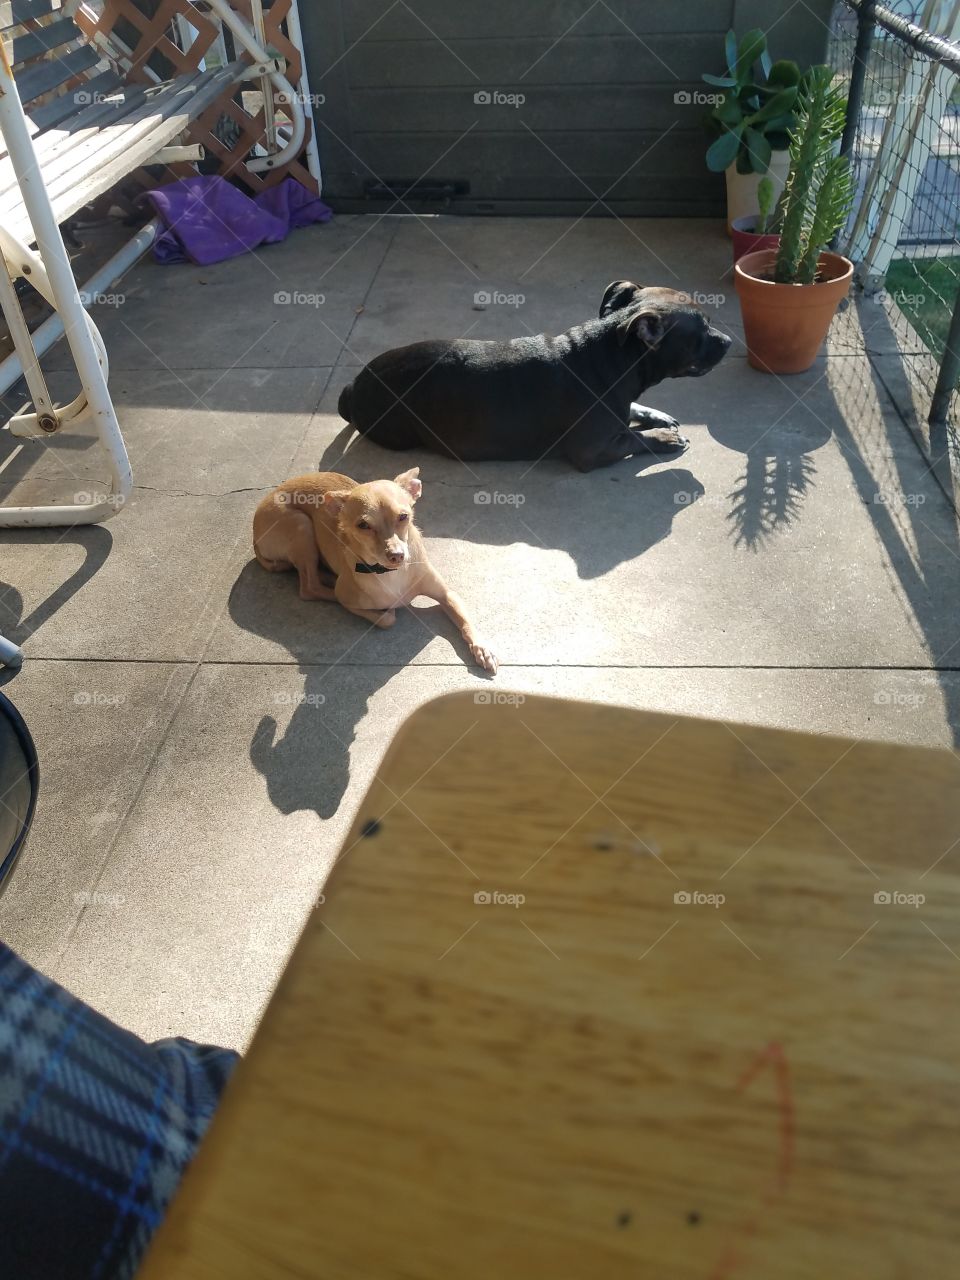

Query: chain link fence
left=828, top=0, right=960, bottom=485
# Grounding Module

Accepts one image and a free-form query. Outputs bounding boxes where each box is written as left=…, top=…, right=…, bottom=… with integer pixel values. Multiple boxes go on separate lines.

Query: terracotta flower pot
left=724, top=149, right=790, bottom=235
left=730, top=215, right=780, bottom=264
left=734, top=247, right=853, bottom=374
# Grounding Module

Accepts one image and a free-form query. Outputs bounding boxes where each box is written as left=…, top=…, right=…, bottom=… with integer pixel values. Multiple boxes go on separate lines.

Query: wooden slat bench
left=1, top=63, right=249, bottom=245
left=0, top=0, right=286, bottom=247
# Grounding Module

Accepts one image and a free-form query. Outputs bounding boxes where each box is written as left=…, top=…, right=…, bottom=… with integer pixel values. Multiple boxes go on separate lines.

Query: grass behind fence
left=887, top=257, right=960, bottom=380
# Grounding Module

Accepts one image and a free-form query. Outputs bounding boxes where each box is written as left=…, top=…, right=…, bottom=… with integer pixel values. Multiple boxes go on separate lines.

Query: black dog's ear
left=599, top=280, right=643, bottom=318
left=617, top=308, right=665, bottom=348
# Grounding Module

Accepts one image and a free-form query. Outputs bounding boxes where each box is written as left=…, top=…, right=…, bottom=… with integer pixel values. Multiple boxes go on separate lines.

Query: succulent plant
left=703, top=29, right=801, bottom=175
left=773, top=66, right=854, bottom=285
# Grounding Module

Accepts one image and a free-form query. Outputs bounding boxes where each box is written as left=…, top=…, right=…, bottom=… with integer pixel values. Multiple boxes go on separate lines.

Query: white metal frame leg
left=0, top=634, right=23, bottom=668
left=0, top=219, right=158, bottom=400
left=0, top=41, right=131, bottom=528
left=205, top=0, right=306, bottom=173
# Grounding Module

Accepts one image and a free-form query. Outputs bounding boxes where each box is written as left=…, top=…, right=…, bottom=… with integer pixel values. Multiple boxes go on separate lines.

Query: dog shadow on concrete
left=228, top=558, right=487, bottom=818
left=317, top=427, right=705, bottom=580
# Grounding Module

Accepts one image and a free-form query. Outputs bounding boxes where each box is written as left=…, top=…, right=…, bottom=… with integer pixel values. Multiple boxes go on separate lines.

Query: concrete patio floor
left=1, top=213, right=959, bottom=1050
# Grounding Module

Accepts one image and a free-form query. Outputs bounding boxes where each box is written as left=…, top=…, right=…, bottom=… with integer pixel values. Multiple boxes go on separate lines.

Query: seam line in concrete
left=331, top=217, right=403, bottom=371
left=50, top=660, right=204, bottom=970
left=6, top=660, right=959, bottom=672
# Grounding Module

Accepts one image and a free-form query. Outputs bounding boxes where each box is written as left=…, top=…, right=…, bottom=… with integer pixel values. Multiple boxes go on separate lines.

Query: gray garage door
left=297, top=0, right=832, bottom=216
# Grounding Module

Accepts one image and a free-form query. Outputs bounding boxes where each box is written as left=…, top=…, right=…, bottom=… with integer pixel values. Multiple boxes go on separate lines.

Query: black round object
left=0, top=690, right=38, bottom=891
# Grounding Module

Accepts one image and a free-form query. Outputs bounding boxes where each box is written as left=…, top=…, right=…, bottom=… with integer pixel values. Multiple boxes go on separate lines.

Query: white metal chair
left=0, top=634, right=22, bottom=666
left=0, top=0, right=313, bottom=530
left=0, top=1, right=318, bottom=666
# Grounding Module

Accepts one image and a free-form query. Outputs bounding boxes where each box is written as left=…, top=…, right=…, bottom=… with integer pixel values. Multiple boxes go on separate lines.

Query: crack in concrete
left=130, top=484, right=270, bottom=498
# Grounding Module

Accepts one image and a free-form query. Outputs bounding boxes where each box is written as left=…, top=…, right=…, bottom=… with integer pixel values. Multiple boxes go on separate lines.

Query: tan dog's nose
left=386, top=546, right=406, bottom=565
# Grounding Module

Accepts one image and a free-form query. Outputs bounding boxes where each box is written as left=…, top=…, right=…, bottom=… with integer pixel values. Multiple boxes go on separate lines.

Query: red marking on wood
left=708, top=1042, right=796, bottom=1280
left=735, top=1040, right=795, bottom=1191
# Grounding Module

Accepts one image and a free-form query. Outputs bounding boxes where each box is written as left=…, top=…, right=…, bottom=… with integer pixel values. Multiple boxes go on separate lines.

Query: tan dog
left=253, top=469, right=497, bottom=673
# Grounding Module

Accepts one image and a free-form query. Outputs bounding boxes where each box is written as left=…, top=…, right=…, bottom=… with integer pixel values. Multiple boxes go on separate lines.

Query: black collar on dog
left=355, top=561, right=395, bottom=574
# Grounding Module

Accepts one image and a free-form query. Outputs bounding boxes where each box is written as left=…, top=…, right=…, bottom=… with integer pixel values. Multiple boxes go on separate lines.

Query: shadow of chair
left=0, top=527, right=112, bottom=682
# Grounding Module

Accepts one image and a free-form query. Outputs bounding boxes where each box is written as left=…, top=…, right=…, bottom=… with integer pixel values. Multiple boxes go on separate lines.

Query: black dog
left=338, top=281, right=731, bottom=472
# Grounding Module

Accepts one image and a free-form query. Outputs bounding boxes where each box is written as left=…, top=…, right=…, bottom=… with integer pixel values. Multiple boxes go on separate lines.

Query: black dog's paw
left=633, top=425, right=690, bottom=454
left=629, top=405, right=681, bottom=433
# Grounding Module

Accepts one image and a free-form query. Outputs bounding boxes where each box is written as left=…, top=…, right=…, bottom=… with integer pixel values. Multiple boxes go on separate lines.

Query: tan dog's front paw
left=471, top=643, right=498, bottom=674
left=375, top=610, right=397, bottom=629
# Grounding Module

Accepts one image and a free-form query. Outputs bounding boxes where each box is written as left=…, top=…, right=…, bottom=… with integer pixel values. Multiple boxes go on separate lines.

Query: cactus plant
left=773, top=66, right=854, bottom=285
left=755, top=175, right=775, bottom=234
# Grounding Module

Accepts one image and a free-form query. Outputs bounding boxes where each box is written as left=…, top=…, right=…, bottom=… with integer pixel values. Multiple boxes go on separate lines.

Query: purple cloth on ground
left=145, top=175, right=332, bottom=265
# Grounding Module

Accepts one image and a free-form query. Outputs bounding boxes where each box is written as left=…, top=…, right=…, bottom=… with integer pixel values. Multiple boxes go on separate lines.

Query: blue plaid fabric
left=0, top=943, right=238, bottom=1279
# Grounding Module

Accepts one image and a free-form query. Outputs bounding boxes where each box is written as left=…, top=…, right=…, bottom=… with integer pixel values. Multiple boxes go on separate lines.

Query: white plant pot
left=724, top=149, right=790, bottom=235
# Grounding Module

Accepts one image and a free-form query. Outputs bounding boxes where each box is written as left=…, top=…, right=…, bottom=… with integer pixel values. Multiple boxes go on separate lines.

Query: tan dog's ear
left=618, top=309, right=664, bottom=348
left=320, top=489, right=352, bottom=516
left=394, top=467, right=422, bottom=502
